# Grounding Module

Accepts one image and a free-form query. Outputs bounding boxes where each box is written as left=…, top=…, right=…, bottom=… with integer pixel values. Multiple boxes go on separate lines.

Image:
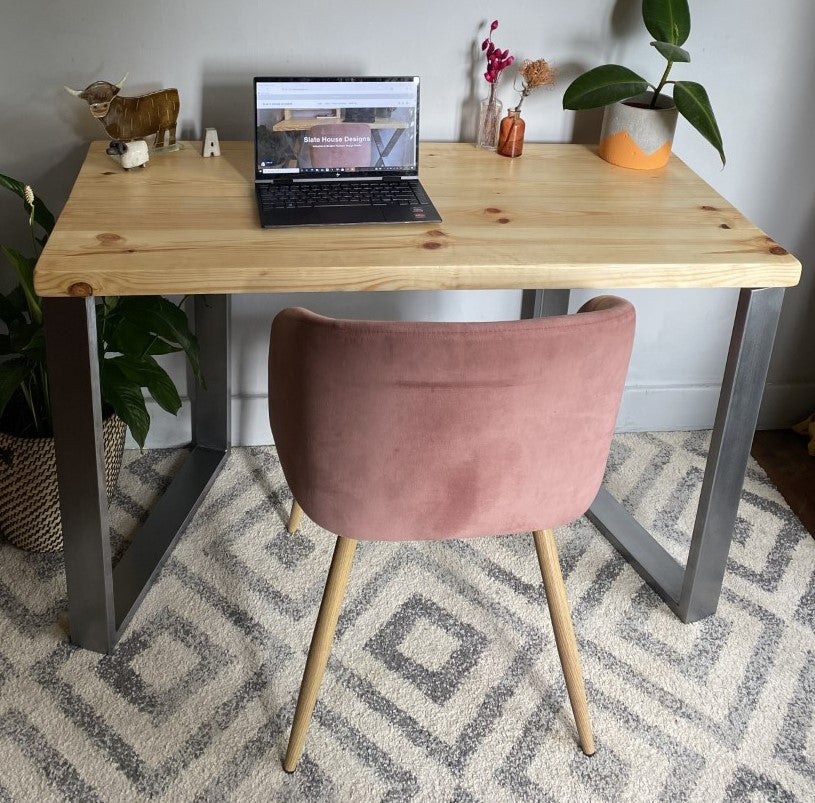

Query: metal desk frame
left=43, top=295, right=230, bottom=654
left=525, top=286, right=784, bottom=622
left=43, top=281, right=782, bottom=654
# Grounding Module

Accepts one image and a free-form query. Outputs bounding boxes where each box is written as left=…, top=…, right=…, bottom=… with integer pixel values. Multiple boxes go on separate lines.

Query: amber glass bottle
left=497, top=108, right=525, bottom=157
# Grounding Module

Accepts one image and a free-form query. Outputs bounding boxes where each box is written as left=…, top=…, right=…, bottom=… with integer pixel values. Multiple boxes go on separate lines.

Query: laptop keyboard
left=259, top=180, right=427, bottom=210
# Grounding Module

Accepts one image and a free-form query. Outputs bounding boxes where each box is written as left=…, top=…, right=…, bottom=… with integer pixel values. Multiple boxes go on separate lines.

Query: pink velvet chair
left=268, top=296, right=635, bottom=772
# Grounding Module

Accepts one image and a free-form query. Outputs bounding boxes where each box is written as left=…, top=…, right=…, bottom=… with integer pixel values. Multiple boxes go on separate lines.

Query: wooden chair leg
left=287, top=500, right=304, bottom=533
left=283, top=535, right=358, bottom=772
left=533, top=528, right=595, bottom=756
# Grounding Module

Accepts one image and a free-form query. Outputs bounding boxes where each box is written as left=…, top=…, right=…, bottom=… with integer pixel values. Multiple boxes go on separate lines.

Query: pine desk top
left=34, top=141, right=801, bottom=298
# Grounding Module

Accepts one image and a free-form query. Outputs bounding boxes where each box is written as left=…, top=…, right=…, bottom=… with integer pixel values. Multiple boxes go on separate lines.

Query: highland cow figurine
left=65, top=73, right=179, bottom=148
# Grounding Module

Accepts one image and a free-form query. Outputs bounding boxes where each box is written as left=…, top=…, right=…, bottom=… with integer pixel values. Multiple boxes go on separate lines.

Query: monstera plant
left=563, top=0, right=724, bottom=166
left=0, top=173, right=201, bottom=448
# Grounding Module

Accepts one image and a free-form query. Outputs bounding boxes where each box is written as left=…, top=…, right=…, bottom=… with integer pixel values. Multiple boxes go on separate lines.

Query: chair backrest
left=269, top=297, right=635, bottom=541
left=308, top=123, right=372, bottom=168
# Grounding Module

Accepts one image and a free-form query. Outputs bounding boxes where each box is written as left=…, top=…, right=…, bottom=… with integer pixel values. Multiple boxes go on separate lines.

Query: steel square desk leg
left=44, top=297, right=115, bottom=652
left=521, top=288, right=569, bottom=318
left=677, top=287, right=784, bottom=620
left=524, top=287, right=784, bottom=622
left=44, top=295, right=231, bottom=653
left=586, top=287, right=784, bottom=621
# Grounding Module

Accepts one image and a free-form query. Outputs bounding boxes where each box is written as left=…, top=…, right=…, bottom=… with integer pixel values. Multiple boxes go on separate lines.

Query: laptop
left=254, top=76, right=441, bottom=227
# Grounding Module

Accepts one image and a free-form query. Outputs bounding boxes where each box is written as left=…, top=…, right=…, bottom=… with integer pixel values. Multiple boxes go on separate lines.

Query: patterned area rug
left=0, top=433, right=813, bottom=802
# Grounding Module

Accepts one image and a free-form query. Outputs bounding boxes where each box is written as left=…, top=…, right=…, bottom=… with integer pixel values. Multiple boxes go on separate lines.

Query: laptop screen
left=254, top=77, right=419, bottom=179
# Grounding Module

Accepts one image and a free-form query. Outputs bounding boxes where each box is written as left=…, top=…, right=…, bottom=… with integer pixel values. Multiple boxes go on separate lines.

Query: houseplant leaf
left=0, top=358, right=33, bottom=419
left=673, top=81, right=725, bottom=165
left=650, top=41, right=690, bottom=63
left=99, top=361, right=151, bottom=448
left=643, top=0, right=690, bottom=46
left=111, top=296, right=202, bottom=382
left=0, top=246, right=41, bottom=323
left=106, top=354, right=182, bottom=415
left=8, top=321, right=46, bottom=361
left=0, top=173, right=55, bottom=238
left=103, top=317, right=180, bottom=358
left=563, top=65, right=649, bottom=110
left=0, top=292, right=25, bottom=327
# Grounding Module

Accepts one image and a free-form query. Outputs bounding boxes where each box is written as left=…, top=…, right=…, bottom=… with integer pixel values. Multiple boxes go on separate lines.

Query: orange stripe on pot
left=598, top=131, right=672, bottom=169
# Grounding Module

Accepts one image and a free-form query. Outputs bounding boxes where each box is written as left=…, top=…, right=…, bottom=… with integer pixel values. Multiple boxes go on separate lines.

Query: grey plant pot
left=598, top=92, right=678, bottom=170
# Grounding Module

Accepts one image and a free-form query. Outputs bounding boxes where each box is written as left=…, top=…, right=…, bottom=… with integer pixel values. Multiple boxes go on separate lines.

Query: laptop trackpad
left=318, top=207, right=386, bottom=225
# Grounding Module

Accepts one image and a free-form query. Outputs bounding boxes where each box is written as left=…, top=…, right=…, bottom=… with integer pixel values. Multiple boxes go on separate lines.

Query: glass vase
left=497, top=108, right=525, bottom=158
left=477, top=93, right=503, bottom=150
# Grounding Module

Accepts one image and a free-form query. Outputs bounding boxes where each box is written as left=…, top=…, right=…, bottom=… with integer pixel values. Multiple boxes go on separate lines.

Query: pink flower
left=480, top=18, right=512, bottom=85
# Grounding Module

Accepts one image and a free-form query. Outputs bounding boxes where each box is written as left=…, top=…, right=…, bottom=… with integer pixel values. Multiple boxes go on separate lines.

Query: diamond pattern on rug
left=365, top=593, right=488, bottom=704
left=0, top=433, right=812, bottom=802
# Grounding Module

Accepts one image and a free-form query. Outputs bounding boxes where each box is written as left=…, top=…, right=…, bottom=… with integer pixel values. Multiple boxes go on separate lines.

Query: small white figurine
left=202, top=128, right=221, bottom=157
left=106, top=140, right=149, bottom=170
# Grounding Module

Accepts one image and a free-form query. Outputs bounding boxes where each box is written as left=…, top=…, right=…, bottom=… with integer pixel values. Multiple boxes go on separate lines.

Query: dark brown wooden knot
left=769, top=245, right=788, bottom=256
left=422, top=240, right=443, bottom=250
left=96, top=232, right=123, bottom=244
left=68, top=282, right=94, bottom=297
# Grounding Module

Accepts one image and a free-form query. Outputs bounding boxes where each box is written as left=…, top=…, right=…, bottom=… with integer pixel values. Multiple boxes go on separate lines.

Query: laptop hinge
left=382, top=175, right=404, bottom=182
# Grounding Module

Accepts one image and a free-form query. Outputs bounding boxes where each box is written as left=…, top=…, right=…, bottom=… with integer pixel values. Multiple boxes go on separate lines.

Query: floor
left=2, top=435, right=813, bottom=801
left=752, top=429, right=815, bottom=538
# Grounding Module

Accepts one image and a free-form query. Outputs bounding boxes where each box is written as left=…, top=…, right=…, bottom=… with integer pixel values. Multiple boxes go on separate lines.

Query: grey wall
left=2, top=0, right=813, bottom=447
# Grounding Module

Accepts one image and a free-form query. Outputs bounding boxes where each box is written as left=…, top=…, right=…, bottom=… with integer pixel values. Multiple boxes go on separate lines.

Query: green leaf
left=0, top=173, right=56, bottom=238
left=102, top=316, right=180, bottom=357
left=107, top=354, right=182, bottom=415
left=643, top=0, right=690, bottom=46
left=650, top=41, right=690, bottom=63
left=0, top=357, right=33, bottom=420
left=563, top=65, right=650, bottom=110
left=112, top=296, right=202, bottom=382
left=7, top=286, right=28, bottom=314
left=673, top=81, right=726, bottom=165
left=99, top=361, right=151, bottom=448
left=0, top=174, right=26, bottom=198
left=0, top=292, right=25, bottom=327
left=8, top=321, right=45, bottom=361
left=0, top=246, right=41, bottom=324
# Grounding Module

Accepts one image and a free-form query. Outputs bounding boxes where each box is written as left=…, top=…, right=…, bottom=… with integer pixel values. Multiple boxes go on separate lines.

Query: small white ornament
left=202, top=128, right=221, bottom=157
left=106, top=139, right=149, bottom=169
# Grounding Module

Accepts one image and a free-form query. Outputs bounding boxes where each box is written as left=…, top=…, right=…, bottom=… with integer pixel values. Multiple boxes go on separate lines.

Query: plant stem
left=651, top=61, right=674, bottom=108
left=39, top=365, right=50, bottom=427
left=20, top=380, right=39, bottom=436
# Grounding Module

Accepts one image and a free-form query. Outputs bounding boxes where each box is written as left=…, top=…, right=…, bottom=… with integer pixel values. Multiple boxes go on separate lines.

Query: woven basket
left=0, top=415, right=127, bottom=552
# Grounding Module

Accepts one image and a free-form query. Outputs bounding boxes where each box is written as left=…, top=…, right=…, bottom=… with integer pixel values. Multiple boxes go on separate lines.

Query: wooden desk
left=35, top=142, right=801, bottom=653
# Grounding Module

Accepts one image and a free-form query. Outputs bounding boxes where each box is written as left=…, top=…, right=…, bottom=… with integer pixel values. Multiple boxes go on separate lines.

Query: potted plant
left=562, top=0, right=724, bottom=169
left=0, top=173, right=202, bottom=551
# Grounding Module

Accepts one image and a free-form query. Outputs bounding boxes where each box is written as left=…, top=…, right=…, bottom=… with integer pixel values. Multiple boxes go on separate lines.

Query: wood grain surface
left=34, top=141, right=801, bottom=297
